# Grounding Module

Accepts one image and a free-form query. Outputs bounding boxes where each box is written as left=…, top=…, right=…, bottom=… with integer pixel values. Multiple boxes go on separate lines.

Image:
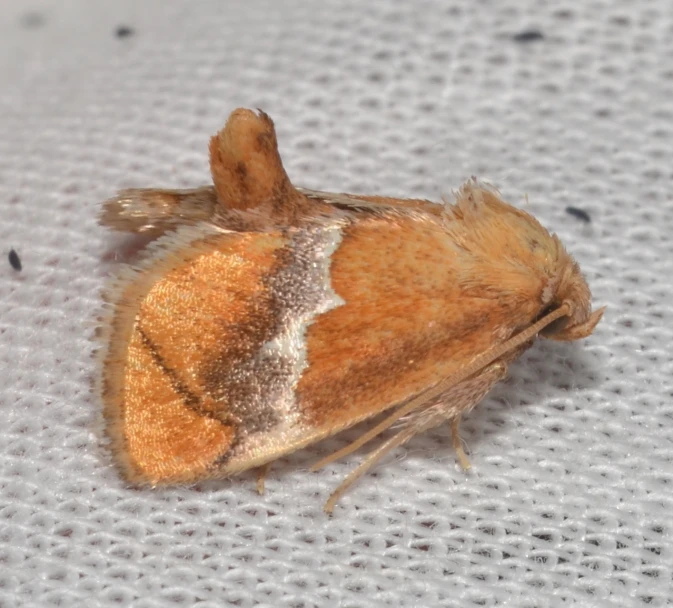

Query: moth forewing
left=100, top=187, right=220, bottom=234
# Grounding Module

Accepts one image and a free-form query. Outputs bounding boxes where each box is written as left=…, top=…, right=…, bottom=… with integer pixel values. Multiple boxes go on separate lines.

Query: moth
left=98, top=108, right=604, bottom=513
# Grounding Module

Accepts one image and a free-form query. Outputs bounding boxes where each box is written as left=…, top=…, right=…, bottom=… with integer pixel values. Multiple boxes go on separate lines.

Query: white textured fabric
left=1, top=1, right=672, bottom=607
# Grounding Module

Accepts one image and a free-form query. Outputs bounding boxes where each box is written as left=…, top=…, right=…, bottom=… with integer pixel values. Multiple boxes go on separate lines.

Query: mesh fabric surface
left=1, top=1, right=672, bottom=607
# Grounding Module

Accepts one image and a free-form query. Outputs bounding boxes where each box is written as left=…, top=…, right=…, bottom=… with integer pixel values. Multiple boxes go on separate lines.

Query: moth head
left=539, top=253, right=604, bottom=341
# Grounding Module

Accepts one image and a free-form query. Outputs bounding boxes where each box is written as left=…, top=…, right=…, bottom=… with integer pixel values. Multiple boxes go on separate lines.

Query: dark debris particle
left=513, top=30, right=545, bottom=43
left=21, top=12, right=45, bottom=28
left=8, top=249, right=22, bottom=271
left=565, top=206, right=591, bottom=223
left=115, top=25, right=134, bottom=38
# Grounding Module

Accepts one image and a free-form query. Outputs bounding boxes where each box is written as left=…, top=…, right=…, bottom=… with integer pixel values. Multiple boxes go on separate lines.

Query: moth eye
left=536, top=303, right=556, bottom=323
left=538, top=303, right=572, bottom=337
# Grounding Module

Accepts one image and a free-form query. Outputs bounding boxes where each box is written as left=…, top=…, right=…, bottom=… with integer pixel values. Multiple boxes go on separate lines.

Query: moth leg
left=256, top=462, right=272, bottom=495
left=323, top=362, right=508, bottom=514
left=100, top=186, right=218, bottom=234
left=404, top=362, right=508, bottom=468
left=324, top=427, right=418, bottom=515
left=451, top=416, right=472, bottom=471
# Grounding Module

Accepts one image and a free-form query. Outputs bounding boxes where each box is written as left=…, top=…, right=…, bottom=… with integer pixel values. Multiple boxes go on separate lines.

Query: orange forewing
left=101, top=226, right=289, bottom=484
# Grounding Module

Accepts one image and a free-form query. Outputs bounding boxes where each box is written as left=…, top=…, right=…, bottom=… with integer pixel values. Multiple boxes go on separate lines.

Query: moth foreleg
left=322, top=361, right=508, bottom=514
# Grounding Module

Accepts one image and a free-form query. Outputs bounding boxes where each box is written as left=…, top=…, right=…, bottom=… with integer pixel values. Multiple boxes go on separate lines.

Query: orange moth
left=98, top=108, right=604, bottom=513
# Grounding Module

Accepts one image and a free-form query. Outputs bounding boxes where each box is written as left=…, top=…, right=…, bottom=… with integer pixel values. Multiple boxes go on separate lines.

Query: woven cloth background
left=1, top=1, right=672, bottom=607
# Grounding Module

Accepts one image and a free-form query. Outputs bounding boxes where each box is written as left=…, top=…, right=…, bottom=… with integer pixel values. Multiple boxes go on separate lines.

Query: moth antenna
left=310, top=302, right=572, bottom=473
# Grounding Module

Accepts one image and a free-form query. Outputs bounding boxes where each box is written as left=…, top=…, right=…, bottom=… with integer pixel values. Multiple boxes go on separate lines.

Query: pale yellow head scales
left=445, top=181, right=604, bottom=343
